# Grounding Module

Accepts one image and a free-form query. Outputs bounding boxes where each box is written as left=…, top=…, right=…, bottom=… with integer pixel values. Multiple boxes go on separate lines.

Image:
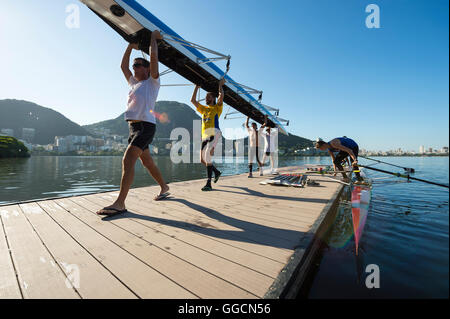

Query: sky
left=1, top=0, right=448, bottom=151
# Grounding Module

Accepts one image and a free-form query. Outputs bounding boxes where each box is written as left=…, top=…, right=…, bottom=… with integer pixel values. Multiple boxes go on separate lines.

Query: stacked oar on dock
left=259, top=174, right=319, bottom=188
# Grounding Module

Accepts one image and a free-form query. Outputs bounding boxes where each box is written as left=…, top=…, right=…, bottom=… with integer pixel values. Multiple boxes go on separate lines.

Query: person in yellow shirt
left=191, top=79, right=225, bottom=191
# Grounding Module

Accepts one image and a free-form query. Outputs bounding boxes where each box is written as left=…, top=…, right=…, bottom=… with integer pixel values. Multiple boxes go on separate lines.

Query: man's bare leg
left=261, top=154, right=267, bottom=171
left=270, top=153, right=276, bottom=172
left=200, top=147, right=207, bottom=166
left=97, top=145, right=141, bottom=214
left=140, top=149, right=169, bottom=197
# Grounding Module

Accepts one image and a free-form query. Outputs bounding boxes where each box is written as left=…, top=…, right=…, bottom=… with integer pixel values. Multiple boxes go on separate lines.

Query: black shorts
left=334, top=146, right=359, bottom=165
left=127, top=121, right=156, bottom=151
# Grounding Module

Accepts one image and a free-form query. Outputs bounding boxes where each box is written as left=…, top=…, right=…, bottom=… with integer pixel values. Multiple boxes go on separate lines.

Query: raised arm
left=149, top=30, right=162, bottom=79
left=217, top=78, right=225, bottom=106
left=260, top=115, right=268, bottom=128
left=121, top=43, right=137, bottom=83
left=191, top=85, right=201, bottom=109
left=245, top=116, right=250, bottom=129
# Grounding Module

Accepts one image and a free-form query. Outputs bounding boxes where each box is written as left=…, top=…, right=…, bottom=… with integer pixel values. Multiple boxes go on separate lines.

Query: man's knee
left=123, top=148, right=140, bottom=167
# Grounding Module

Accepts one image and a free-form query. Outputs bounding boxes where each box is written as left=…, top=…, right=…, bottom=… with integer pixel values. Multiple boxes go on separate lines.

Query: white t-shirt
left=263, top=128, right=278, bottom=153
left=247, top=127, right=259, bottom=147
left=125, top=75, right=160, bottom=123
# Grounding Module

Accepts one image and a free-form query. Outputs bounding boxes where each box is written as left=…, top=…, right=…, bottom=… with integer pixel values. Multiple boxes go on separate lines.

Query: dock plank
left=93, top=192, right=298, bottom=251
left=130, top=189, right=312, bottom=232
left=38, top=200, right=196, bottom=299
left=89, top=194, right=294, bottom=263
left=0, top=205, right=79, bottom=299
left=108, top=192, right=307, bottom=243
left=56, top=198, right=255, bottom=299
left=132, top=187, right=316, bottom=227
left=71, top=196, right=272, bottom=297
left=0, top=208, right=22, bottom=299
left=20, top=202, right=136, bottom=299
left=78, top=195, right=285, bottom=278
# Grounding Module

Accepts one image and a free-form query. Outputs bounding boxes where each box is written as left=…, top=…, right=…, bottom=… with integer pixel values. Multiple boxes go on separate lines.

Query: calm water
left=307, top=157, right=449, bottom=299
left=0, top=156, right=448, bottom=298
left=0, top=156, right=326, bottom=204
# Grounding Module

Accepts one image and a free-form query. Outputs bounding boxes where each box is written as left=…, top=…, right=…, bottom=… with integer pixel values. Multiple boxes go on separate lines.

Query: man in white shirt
left=261, top=121, right=279, bottom=175
left=245, top=116, right=264, bottom=177
left=97, top=30, right=170, bottom=216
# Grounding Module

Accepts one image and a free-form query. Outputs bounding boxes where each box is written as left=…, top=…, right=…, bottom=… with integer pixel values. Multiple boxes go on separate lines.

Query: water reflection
left=307, top=157, right=449, bottom=298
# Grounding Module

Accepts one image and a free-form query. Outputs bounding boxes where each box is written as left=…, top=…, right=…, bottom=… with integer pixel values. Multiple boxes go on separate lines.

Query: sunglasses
left=132, top=63, right=146, bottom=68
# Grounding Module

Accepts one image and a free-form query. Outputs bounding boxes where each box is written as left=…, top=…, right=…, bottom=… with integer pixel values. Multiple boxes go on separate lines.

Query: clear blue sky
left=1, top=0, right=448, bottom=151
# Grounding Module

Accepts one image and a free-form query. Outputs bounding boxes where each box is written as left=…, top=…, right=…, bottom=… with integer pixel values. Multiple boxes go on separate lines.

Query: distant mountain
left=278, top=132, right=313, bottom=152
left=0, top=99, right=91, bottom=145
left=0, top=99, right=312, bottom=152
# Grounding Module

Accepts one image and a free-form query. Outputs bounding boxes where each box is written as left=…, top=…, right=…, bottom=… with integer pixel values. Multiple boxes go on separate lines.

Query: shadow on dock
left=103, top=197, right=305, bottom=250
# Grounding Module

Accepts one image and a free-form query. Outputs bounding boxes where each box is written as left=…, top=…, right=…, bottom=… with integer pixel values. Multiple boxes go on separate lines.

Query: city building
left=55, top=136, right=68, bottom=153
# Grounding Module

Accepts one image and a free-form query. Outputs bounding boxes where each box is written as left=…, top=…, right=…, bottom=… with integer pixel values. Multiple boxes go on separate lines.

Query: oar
left=359, top=165, right=448, bottom=189
left=360, top=156, right=415, bottom=173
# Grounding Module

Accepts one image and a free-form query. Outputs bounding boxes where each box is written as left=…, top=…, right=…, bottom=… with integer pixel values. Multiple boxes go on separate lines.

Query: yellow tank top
left=196, top=103, right=223, bottom=139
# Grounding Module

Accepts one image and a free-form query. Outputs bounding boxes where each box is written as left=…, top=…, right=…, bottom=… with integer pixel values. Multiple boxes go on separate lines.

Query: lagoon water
left=0, top=156, right=448, bottom=298
left=307, top=156, right=449, bottom=299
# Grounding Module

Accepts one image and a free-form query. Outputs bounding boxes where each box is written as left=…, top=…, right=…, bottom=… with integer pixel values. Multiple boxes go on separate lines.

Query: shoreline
left=6, top=153, right=450, bottom=158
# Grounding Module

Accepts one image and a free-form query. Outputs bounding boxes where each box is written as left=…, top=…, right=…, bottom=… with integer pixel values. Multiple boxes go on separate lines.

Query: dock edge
left=263, top=183, right=346, bottom=299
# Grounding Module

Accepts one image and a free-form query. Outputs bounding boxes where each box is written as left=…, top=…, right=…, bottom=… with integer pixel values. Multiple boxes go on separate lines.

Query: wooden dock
left=0, top=166, right=344, bottom=299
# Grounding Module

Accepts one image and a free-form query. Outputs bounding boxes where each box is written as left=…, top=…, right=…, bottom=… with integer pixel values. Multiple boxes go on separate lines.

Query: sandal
left=96, top=208, right=127, bottom=216
left=154, top=192, right=170, bottom=201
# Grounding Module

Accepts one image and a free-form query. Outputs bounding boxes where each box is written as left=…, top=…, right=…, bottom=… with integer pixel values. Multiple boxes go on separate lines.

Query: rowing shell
left=351, top=171, right=372, bottom=255
left=79, top=0, right=287, bottom=134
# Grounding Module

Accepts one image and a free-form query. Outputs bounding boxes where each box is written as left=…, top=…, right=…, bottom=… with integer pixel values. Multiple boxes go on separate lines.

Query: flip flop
left=154, top=192, right=170, bottom=201
left=96, top=208, right=127, bottom=216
